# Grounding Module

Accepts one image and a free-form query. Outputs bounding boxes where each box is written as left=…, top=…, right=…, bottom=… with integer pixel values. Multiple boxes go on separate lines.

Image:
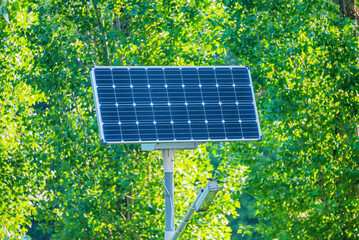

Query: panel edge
left=247, top=68, right=263, bottom=141
left=90, top=68, right=107, bottom=143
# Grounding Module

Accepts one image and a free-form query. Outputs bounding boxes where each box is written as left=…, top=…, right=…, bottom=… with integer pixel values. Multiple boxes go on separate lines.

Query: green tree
left=0, top=0, right=47, bottom=237
left=225, top=0, right=359, bottom=239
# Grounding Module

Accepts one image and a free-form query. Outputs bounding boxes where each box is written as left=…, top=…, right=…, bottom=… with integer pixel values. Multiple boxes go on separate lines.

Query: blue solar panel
left=90, top=66, right=262, bottom=143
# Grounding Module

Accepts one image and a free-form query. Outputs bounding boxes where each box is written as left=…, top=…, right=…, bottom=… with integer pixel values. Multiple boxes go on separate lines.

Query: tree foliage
left=225, top=0, right=359, bottom=239
left=1, top=0, right=358, bottom=239
left=0, top=0, right=46, bottom=237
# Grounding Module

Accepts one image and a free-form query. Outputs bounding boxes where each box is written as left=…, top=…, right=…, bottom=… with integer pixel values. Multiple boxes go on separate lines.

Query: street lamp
left=171, top=181, right=220, bottom=240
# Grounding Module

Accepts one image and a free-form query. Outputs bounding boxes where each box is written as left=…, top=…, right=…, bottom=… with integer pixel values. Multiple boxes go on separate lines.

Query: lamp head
left=195, top=181, right=220, bottom=212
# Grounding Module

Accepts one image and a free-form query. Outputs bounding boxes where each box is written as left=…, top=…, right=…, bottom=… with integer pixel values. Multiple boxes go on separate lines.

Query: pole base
left=165, top=231, right=175, bottom=240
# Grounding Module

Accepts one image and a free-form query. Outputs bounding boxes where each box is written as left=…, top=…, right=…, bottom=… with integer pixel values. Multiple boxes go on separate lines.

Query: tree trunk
left=335, top=0, right=358, bottom=37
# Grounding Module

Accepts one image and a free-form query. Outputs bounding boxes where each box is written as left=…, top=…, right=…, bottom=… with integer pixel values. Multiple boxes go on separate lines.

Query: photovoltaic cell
left=90, top=66, right=262, bottom=144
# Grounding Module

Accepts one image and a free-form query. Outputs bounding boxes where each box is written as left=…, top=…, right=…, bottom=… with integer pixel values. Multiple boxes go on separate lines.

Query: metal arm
left=171, top=189, right=204, bottom=240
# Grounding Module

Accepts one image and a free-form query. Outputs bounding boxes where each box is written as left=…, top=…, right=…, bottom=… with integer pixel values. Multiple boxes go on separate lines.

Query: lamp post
left=142, top=143, right=220, bottom=240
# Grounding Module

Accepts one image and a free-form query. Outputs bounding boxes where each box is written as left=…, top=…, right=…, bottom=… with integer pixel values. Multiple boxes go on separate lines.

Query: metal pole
left=171, top=189, right=203, bottom=240
left=163, top=149, right=176, bottom=240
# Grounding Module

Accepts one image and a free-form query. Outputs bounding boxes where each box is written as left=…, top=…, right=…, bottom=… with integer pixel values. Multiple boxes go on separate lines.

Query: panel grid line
left=213, top=68, right=228, bottom=140
left=110, top=68, right=124, bottom=142
left=229, top=67, right=244, bottom=139
left=196, top=68, right=210, bottom=140
left=128, top=69, right=141, bottom=141
left=179, top=68, right=194, bottom=140
left=145, top=68, right=159, bottom=141
left=162, top=68, right=177, bottom=140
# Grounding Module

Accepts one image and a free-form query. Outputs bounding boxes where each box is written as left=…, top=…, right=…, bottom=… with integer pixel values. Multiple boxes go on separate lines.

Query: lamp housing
left=195, top=181, right=219, bottom=212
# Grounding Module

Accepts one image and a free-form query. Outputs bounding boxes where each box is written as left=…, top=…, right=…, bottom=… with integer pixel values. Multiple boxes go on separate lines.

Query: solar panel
left=90, top=66, right=262, bottom=144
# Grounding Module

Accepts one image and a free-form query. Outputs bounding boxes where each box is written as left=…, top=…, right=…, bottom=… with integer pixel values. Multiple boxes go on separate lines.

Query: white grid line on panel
left=128, top=69, right=142, bottom=141
left=179, top=68, right=194, bottom=140
left=213, top=68, right=228, bottom=140
left=162, top=68, right=177, bottom=141
left=196, top=68, right=211, bottom=140
left=110, top=68, right=124, bottom=142
left=145, top=68, right=159, bottom=141
left=229, top=67, right=244, bottom=139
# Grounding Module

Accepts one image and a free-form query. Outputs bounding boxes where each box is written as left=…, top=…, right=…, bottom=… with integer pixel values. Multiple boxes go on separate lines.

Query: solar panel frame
left=90, top=66, right=262, bottom=144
